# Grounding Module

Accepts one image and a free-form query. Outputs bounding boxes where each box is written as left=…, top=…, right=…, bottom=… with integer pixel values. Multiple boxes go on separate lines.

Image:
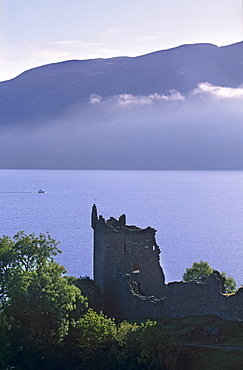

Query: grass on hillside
left=160, top=315, right=243, bottom=346
left=159, top=315, right=243, bottom=370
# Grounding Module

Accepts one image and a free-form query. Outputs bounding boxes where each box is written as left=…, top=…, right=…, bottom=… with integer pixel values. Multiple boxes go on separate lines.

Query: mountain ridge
left=1, top=41, right=243, bottom=170
left=1, top=43, right=220, bottom=83
left=1, top=41, right=243, bottom=124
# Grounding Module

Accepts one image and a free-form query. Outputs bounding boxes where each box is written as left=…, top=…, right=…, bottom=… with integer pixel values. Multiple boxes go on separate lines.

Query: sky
left=1, top=0, right=242, bottom=81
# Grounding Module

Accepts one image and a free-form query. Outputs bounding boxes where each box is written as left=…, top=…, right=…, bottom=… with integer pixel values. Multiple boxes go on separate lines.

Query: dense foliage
left=74, top=276, right=103, bottom=312
left=0, top=232, right=176, bottom=370
left=182, top=260, right=237, bottom=293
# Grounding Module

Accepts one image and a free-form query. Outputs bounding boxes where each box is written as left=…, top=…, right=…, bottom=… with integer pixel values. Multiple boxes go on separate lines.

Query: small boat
left=37, top=189, right=46, bottom=194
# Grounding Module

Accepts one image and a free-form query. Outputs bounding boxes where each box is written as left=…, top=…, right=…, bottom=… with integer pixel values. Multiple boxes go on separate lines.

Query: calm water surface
left=0, top=170, right=242, bottom=287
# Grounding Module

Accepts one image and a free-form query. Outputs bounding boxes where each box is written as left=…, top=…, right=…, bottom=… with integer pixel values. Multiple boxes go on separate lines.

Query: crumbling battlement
left=92, top=205, right=243, bottom=321
left=92, top=205, right=166, bottom=315
left=113, top=272, right=243, bottom=321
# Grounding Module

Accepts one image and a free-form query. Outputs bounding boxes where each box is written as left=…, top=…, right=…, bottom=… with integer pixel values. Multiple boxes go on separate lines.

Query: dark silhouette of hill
left=1, top=42, right=243, bottom=123
left=1, top=41, right=243, bottom=170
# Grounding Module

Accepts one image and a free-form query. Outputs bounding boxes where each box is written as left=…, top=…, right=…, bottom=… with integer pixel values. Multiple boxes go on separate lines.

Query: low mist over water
left=1, top=83, right=243, bottom=170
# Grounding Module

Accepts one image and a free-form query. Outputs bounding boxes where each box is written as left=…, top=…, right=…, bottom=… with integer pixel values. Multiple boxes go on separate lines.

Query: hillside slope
left=1, top=42, right=243, bottom=169
left=1, top=42, right=243, bottom=123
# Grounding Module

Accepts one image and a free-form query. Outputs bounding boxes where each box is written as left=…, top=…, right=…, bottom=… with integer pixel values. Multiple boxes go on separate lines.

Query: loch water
left=0, top=169, right=242, bottom=287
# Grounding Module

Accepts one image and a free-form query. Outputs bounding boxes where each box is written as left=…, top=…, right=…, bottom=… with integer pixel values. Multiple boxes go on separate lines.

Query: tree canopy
left=0, top=232, right=88, bottom=367
left=182, top=260, right=237, bottom=294
left=182, top=261, right=213, bottom=283
left=0, top=231, right=177, bottom=369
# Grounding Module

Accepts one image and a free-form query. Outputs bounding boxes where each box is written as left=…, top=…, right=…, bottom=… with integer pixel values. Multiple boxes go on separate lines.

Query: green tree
left=120, top=320, right=177, bottom=370
left=0, top=232, right=88, bottom=368
left=116, top=320, right=139, bottom=346
left=64, top=315, right=177, bottom=369
left=182, top=260, right=237, bottom=294
left=221, top=272, right=237, bottom=294
left=0, top=231, right=61, bottom=306
left=75, top=308, right=116, bottom=352
left=182, top=261, right=213, bottom=283
left=138, top=323, right=177, bottom=369
left=74, top=276, right=104, bottom=312
left=66, top=309, right=118, bottom=369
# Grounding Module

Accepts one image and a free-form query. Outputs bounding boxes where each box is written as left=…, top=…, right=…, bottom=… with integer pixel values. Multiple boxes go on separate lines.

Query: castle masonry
left=91, top=205, right=243, bottom=321
left=92, top=204, right=165, bottom=315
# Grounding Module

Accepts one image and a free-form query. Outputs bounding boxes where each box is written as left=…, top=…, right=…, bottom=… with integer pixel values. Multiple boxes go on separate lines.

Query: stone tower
left=91, top=204, right=166, bottom=315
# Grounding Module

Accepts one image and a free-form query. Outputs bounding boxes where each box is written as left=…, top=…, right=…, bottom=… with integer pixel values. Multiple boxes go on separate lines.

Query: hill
left=0, top=41, right=243, bottom=169
left=1, top=42, right=243, bottom=123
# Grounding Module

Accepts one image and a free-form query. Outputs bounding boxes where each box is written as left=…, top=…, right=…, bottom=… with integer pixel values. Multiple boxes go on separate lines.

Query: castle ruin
left=91, top=204, right=243, bottom=321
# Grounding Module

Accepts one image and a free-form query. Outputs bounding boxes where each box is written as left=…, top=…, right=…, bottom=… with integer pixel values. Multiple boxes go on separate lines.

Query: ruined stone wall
left=92, top=205, right=165, bottom=314
left=102, top=227, right=165, bottom=296
left=92, top=205, right=243, bottom=321
left=93, top=227, right=105, bottom=294
left=113, top=272, right=243, bottom=321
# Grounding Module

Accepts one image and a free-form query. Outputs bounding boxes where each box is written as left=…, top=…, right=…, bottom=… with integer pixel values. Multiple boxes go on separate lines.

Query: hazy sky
left=1, top=0, right=242, bottom=81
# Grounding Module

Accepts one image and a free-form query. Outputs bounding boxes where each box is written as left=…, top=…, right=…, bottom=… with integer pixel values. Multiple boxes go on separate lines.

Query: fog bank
left=1, top=83, right=243, bottom=169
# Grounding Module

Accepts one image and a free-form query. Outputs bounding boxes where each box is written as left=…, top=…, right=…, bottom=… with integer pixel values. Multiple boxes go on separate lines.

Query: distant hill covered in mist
left=0, top=41, right=243, bottom=169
